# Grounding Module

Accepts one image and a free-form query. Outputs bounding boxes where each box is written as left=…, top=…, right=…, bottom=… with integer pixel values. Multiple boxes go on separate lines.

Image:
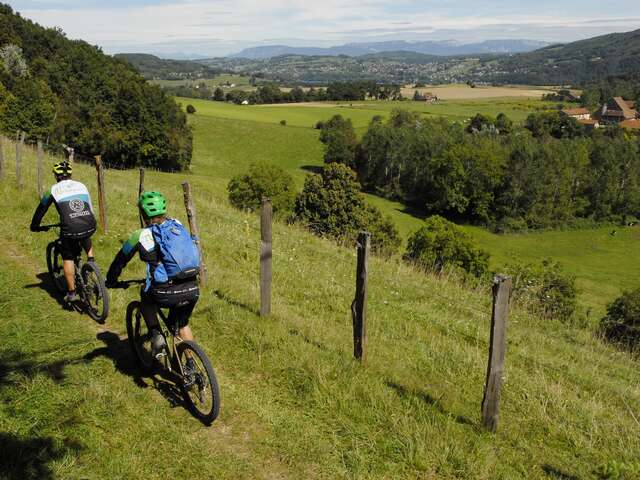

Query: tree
left=294, top=163, right=400, bottom=255
left=600, top=288, right=640, bottom=348
left=227, top=163, right=296, bottom=214
left=186, top=104, right=196, bottom=114
left=404, top=215, right=489, bottom=277
left=213, top=87, right=224, bottom=101
left=319, top=115, right=358, bottom=168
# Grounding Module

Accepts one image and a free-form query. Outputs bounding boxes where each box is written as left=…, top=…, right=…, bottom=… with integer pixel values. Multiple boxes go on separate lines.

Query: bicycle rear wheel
left=81, top=262, right=109, bottom=323
left=126, top=301, right=155, bottom=374
left=46, top=241, right=66, bottom=294
left=177, top=341, right=220, bottom=425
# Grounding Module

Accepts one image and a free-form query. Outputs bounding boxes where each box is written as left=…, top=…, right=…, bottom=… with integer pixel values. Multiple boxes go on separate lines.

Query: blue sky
left=7, top=0, right=640, bottom=57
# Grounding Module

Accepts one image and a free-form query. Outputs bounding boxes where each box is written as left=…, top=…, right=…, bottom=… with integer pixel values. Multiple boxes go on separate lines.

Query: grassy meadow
left=1, top=135, right=640, bottom=479
left=179, top=96, right=640, bottom=316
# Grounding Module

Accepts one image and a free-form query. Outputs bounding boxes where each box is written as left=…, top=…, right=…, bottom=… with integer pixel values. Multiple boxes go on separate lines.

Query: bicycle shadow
left=23, top=272, right=67, bottom=308
left=84, top=331, right=186, bottom=410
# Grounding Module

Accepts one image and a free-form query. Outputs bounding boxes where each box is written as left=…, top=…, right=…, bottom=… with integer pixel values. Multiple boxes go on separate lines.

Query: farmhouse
left=562, top=107, right=591, bottom=120
left=596, top=97, right=638, bottom=125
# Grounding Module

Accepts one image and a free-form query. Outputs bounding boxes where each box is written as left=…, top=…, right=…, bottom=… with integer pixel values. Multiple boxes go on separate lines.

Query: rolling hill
left=488, top=28, right=640, bottom=85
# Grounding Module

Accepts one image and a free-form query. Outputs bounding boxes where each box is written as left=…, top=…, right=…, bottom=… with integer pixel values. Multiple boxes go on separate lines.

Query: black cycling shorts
left=59, top=236, right=92, bottom=261
left=141, top=279, right=199, bottom=330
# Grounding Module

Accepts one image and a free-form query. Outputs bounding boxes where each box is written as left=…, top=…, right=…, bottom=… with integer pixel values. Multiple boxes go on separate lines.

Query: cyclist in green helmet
left=105, top=191, right=200, bottom=359
left=31, top=161, right=97, bottom=304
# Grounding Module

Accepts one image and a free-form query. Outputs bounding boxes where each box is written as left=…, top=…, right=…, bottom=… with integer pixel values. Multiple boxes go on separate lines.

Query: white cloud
left=10, top=0, right=640, bottom=56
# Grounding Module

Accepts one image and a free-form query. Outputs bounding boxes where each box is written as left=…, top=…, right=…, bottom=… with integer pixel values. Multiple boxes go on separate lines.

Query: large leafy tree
left=0, top=4, right=192, bottom=170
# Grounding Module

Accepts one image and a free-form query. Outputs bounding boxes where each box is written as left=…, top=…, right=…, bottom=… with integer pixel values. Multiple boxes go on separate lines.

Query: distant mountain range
left=119, top=28, right=640, bottom=86
left=230, top=39, right=551, bottom=59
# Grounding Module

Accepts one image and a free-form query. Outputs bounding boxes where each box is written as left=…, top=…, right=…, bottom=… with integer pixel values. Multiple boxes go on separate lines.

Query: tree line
left=0, top=4, right=192, bottom=171
left=165, top=80, right=403, bottom=105
left=320, top=109, right=640, bottom=231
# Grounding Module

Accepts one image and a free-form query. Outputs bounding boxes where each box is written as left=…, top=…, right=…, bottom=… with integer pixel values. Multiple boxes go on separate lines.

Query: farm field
left=1, top=137, right=640, bottom=479
left=400, top=83, right=554, bottom=99
left=182, top=97, right=639, bottom=316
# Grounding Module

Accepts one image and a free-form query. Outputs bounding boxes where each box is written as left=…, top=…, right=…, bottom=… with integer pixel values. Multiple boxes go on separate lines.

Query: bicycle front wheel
left=126, top=301, right=155, bottom=374
left=46, top=241, right=66, bottom=294
left=177, top=341, right=220, bottom=425
left=81, top=262, right=109, bottom=323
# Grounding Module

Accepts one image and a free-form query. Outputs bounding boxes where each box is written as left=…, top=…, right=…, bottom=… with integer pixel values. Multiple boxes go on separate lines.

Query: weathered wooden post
left=68, top=146, right=74, bottom=165
left=0, top=135, right=4, bottom=180
left=352, top=231, right=370, bottom=362
left=182, top=182, right=207, bottom=287
left=36, top=139, right=44, bottom=197
left=260, top=196, right=273, bottom=317
left=481, top=274, right=512, bottom=432
left=138, top=167, right=145, bottom=228
left=94, top=155, right=108, bottom=232
left=15, top=131, right=24, bottom=187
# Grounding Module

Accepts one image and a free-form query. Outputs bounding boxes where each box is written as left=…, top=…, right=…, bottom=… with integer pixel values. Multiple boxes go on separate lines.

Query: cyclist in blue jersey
left=105, top=191, right=200, bottom=359
left=31, top=162, right=97, bottom=303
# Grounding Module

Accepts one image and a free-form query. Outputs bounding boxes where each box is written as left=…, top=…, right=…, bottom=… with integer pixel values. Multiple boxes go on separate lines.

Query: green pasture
left=1, top=138, right=640, bottom=479
left=178, top=96, right=558, bottom=130
left=183, top=97, right=638, bottom=315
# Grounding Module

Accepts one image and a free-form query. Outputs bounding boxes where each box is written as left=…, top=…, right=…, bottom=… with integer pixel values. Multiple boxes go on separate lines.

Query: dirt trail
left=0, top=238, right=295, bottom=480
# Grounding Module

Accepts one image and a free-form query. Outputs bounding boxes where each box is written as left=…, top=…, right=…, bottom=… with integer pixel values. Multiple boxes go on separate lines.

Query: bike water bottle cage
left=139, top=191, right=167, bottom=218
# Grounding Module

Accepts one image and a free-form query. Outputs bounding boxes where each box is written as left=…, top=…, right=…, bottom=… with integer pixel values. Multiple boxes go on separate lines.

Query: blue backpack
left=150, top=219, right=200, bottom=283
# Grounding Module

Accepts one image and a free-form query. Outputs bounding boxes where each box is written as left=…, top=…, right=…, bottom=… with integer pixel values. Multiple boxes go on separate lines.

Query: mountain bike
left=44, top=225, right=109, bottom=323
left=119, top=280, right=220, bottom=425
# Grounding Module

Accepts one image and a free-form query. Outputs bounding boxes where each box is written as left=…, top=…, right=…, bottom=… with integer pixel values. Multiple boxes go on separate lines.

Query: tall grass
left=1, top=137, right=639, bottom=479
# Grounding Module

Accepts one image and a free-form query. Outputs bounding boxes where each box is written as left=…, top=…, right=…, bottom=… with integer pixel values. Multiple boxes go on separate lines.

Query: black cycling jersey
left=30, top=179, right=97, bottom=238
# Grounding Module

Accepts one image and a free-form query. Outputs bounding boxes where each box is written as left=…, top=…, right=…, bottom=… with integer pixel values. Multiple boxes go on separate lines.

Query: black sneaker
left=151, top=331, right=166, bottom=359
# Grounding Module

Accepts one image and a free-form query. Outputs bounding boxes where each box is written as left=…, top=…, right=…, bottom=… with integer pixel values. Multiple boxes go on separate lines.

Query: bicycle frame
left=157, top=308, right=187, bottom=378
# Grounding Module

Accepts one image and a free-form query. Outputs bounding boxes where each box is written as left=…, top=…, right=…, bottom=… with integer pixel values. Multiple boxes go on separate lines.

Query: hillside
left=114, top=53, right=221, bottom=80
left=0, top=4, right=191, bottom=171
left=193, top=30, right=640, bottom=86
left=2, top=110, right=640, bottom=478
left=486, top=28, right=640, bottom=85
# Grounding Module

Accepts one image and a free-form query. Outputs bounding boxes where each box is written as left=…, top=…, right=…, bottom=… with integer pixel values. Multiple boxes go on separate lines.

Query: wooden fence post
left=16, top=131, right=24, bottom=187
left=260, top=196, right=273, bottom=317
left=182, top=182, right=207, bottom=287
left=352, top=231, right=370, bottom=362
left=37, top=139, right=44, bottom=197
left=68, top=147, right=74, bottom=165
left=481, top=274, right=512, bottom=432
left=138, top=167, right=145, bottom=228
left=0, top=135, right=4, bottom=180
left=94, top=155, right=108, bottom=232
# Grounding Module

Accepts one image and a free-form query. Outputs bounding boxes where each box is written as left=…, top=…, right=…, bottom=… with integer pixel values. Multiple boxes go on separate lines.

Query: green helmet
left=138, top=191, right=167, bottom=218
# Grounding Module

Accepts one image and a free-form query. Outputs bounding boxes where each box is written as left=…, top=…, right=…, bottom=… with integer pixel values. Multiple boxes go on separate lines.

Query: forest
left=0, top=4, right=192, bottom=171
left=320, top=110, right=640, bottom=231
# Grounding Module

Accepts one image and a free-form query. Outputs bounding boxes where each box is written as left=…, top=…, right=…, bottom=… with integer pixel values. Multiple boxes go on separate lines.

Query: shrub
left=186, top=104, right=196, bottom=114
left=280, top=119, right=286, bottom=126
left=314, top=120, right=325, bottom=130
left=294, top=163, right=400, bottom=255
left=506, top=260, right=578, bottom=321
left=600, top=288, right=640, bottom=348
left=403, top=215, right=489, bottom=277
left=227, top=163, right=295, bottom=213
